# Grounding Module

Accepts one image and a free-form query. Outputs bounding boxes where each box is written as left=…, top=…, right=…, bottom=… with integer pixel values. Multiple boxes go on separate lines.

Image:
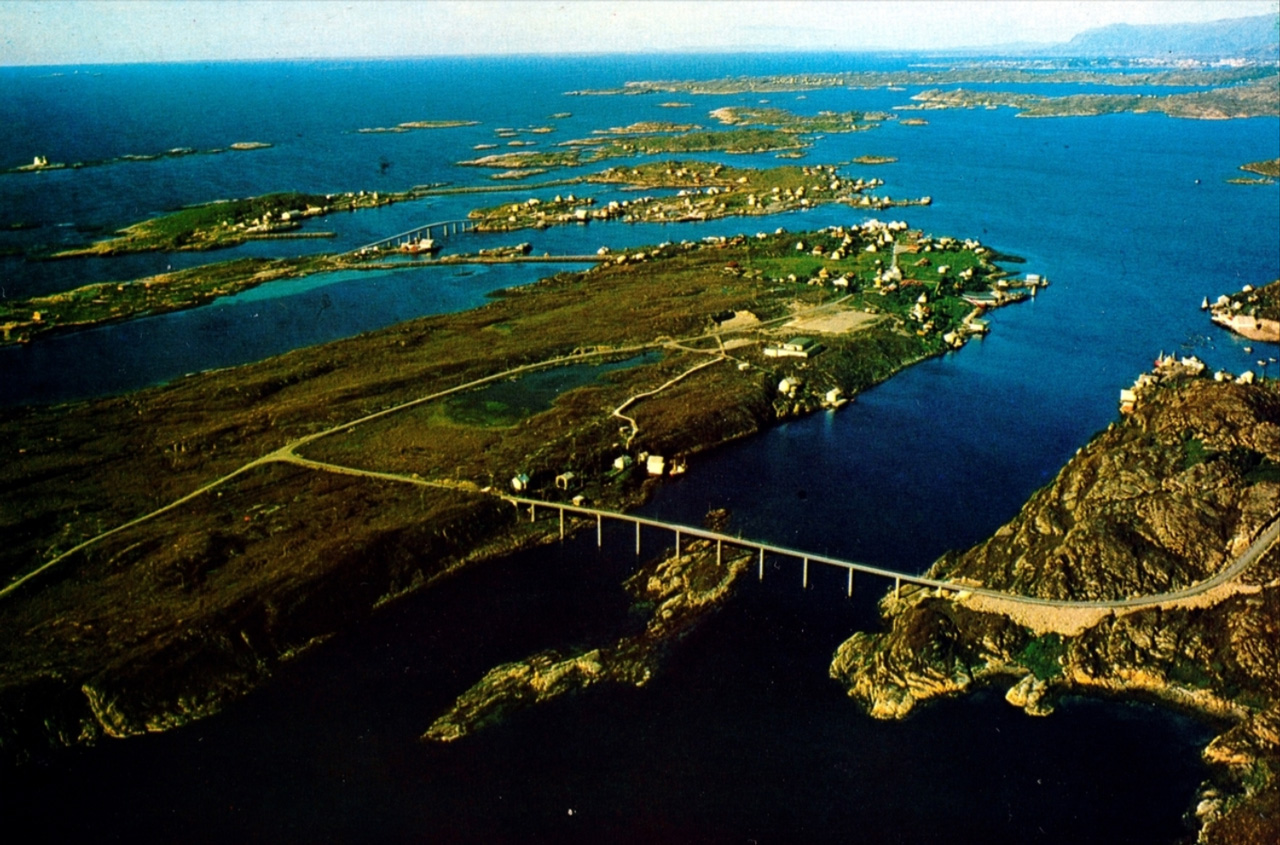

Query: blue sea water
left=0, top=53, right=1276, bottom=841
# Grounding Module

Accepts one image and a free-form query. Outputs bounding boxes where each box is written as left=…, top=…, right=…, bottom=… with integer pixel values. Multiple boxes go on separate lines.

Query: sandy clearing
left=786, top=308, right=881, bottom=335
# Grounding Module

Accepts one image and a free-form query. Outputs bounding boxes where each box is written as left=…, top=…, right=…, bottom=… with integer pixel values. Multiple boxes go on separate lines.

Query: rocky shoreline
left=1207, top=280, right=1280, bottom=344
left=830, top=369, right=1280, bottom=843
left=425, top=509, right=750, bottom=742
left=0, top=223, right=1026, bottom=765
left=903, top=76, right=1280, bottom=120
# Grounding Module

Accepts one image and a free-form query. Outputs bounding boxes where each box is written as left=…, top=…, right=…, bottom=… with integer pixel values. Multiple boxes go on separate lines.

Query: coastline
left=0, top=222, right=1028, bottom=761
left=829, top=370, right=1280, bottom=842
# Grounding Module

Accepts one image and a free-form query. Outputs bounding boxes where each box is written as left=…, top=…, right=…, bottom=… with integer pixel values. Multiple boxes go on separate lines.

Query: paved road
left=499, top=496, right=1279, bottom=613
left=6, top=293, right=1274, bottom=618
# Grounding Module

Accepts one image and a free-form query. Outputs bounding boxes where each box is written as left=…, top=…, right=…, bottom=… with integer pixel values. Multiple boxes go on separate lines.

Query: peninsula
left=47, top=189, right=432, bottom=258
left=0, top=222, right=1031, bottom=762
left=1232, top=158, right=1280, bottom=185
left=829, top=361, right=1280, bottom=843
left=565, top=66, right=1275, bottom=97
left=903, top=75, right=1280, bottom=119
left=468, top=160, right=927, bottom=231
left=0, top=256, right=356, bottom=345
left=1207, top=280, right=1280, bottom=343
left=1241, top=159, right=1280, bottom=178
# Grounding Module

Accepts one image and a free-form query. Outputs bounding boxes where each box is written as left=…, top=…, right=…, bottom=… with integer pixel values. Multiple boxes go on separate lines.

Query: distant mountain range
left=1049, top=13, right=1278, bottom=59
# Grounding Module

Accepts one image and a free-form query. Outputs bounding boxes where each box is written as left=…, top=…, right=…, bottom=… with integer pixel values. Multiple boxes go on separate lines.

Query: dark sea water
left=1, top=52, right=1276, bottom=842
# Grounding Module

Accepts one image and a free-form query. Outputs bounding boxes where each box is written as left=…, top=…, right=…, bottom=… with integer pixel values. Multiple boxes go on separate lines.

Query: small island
left=592, top=120, right=701, bottom=134
left=425, top=509, right=750, bottom=742
left=459, top=127, right=816, bottom=171
left=3, top=142, right=273, bottom=175
left=356, top=119, right=480, bottom=134
left=468, top=160, right=930, bottom=231
left=709, top=105, right=881, bottom=133
left=49, top=189, right=427, bottom=258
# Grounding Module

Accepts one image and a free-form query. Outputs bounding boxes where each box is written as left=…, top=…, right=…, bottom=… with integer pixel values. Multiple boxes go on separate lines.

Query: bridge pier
left=499, top=497, right=938, bottom=607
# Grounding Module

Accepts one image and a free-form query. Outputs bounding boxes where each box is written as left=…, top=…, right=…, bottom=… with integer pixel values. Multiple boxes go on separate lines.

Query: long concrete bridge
left=504, top=495, right=1280, bottom=611
left=508, top=495, right=917, bottom=598
left=352, top=218, right=477, bottom=254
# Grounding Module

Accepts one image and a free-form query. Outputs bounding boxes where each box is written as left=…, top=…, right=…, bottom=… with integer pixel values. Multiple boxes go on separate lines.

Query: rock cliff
left=831, top=372, right=1280, bottom=843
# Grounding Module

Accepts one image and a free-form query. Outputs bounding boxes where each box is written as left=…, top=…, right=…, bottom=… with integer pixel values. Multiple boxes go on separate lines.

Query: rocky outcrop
left=933, top=376, right=1280, bottom=601
left=1208, top=280, right=1280, bottom=344
left=425, top=512, right=749, bottom=742
left=0, top=489, right=517, bottom=762
left=831, top=374, right=1280, bottom=842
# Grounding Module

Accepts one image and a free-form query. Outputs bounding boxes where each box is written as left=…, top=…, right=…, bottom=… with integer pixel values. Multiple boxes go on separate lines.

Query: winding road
left=4, top=299, right=1275, bottom=626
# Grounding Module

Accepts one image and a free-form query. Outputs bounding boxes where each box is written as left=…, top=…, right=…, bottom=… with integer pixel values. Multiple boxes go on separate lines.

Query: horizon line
left=12, top=43, right=1279, bottom=71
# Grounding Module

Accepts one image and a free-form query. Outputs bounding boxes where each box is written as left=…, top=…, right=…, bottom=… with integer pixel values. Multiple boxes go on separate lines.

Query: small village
left=1204, top=280, right=1280, bottom=343
left=469, top=160, right=930, bottom=231
left=456, top=219, right=1047, bottom=509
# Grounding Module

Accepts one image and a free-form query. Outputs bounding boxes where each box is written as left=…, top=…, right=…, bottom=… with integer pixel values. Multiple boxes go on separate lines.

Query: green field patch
left=444, top=353, right=660, bottom=428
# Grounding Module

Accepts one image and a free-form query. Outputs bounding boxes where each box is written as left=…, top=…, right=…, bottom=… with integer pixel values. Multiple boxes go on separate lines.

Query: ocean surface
left=1, top=52, right=1277, bottom=842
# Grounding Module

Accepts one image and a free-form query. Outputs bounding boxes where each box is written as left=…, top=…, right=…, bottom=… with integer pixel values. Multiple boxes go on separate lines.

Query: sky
left=0, top=0, right=1276, bottom=66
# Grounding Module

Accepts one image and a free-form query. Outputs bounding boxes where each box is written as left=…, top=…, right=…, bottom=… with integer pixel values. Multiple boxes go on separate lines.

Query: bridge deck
left=505, top=495, right=952, bottom=599
left=503, top=495, right=1280, bottom=609
left=353, top=218, right=476, bottom=254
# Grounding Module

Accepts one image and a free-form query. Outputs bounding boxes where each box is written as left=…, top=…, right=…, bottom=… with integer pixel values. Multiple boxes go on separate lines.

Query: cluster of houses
left=775, top=375, right=847, bottom=407
left=1205, top=286, right=1280, bottom=344
left=509, top=449, right=687, bottom=502
left=479, top=161, right=938, bottom=232
left=239, top=208, right=308, bottom=235
left=226, top=194, right=392, bottom=239
left=1119, top=353, right=1260, bottom=414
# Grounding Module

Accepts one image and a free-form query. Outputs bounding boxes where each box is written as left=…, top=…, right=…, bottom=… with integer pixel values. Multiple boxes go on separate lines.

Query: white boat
left=400, top=237, right=439, bottom=255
